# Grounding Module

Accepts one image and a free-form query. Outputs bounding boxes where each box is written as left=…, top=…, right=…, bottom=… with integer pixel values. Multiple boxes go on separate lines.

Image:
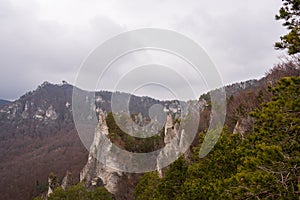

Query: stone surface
left=80, top=111, right=138, bottom=200
left=47, top=173, right=59, bottom=197
left=61, top=171, right=73, bottom=190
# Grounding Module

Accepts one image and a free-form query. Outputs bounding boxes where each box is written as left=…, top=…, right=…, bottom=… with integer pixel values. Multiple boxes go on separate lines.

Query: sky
left=0, top=0, right=287, bottom=100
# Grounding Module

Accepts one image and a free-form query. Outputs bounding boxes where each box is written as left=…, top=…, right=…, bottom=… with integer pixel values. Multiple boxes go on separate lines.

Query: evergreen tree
left=48, top=183, right=112, bottom=200
left=222, top=76, right=300, bottom=199
left=275, top=0, right=300, bottom=54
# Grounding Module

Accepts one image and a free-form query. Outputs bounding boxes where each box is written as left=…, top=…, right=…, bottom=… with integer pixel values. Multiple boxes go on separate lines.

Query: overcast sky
left=0, top=0, right=286, bottom=100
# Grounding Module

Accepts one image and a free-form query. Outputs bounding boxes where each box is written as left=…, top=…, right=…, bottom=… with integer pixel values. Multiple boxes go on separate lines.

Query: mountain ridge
left=1, top=60, right=299, bottom=200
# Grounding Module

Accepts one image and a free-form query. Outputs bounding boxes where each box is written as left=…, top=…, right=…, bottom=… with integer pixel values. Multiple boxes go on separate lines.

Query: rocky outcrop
left=156, top=113, right=192, bottom=178
left=45, top=171, right=74, bottom=198
left=79, top=107, right=189, bottom=199
left=164, top=114, right=175, bottom=144
left=47, top=173, right=59, bottom=197
left=80, top=110, right=139, bottom=200
left=158, top=100, right=204, bottom=176
left=157, top=114, right=179, bottom=177
left=61, top=171, right=73, bottom=190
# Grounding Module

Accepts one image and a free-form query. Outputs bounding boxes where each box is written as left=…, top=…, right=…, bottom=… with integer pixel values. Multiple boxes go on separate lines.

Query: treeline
left=34, top=183, right=112, bottom=200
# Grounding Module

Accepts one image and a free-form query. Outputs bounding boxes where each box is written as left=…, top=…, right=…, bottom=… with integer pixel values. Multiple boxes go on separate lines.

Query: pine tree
left=275, top=0, right=300, bottom=54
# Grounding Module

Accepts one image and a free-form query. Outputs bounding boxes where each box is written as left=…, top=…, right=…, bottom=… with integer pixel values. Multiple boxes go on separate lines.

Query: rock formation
left=47, top=173, right=59, bottom=197
left=80, top=110, right=139, bottom=200
left=61, top=171, right=73, bottom=190
left=79, top=102, right=193, bottom=198
left=45, top=171, right=74, bottom=199
left=156, top=113, right=192, bottom=178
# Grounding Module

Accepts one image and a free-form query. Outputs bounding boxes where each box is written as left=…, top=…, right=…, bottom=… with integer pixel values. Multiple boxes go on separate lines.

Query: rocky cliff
left=79, top=110, right=141, bottom=200
left=79, top=101, right=199, bottom=199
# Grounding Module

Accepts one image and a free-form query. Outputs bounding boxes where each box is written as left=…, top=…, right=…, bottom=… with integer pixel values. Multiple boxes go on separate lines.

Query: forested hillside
left=134, top=76, right=300, bottom=200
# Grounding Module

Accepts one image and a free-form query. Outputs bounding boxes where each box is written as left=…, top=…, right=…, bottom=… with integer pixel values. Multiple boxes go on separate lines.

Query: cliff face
left=80, top=103, right=198, bottom=199
left=156, top=113, right=184, bottom=177
left=80, top=110, right=140, bottom=200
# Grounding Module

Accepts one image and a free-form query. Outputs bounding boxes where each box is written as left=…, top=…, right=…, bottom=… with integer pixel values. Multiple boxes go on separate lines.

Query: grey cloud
left=0, top=0, right=287, bottom=100
left=173, top=0, right=285, bottom=84
left=0, top=0, right=123, bottom=100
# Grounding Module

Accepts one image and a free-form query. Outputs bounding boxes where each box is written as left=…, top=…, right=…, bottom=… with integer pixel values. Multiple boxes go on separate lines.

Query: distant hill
left=0, top=99, right=10, bottom=106
left=0, top=81, right=180, bottom=200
